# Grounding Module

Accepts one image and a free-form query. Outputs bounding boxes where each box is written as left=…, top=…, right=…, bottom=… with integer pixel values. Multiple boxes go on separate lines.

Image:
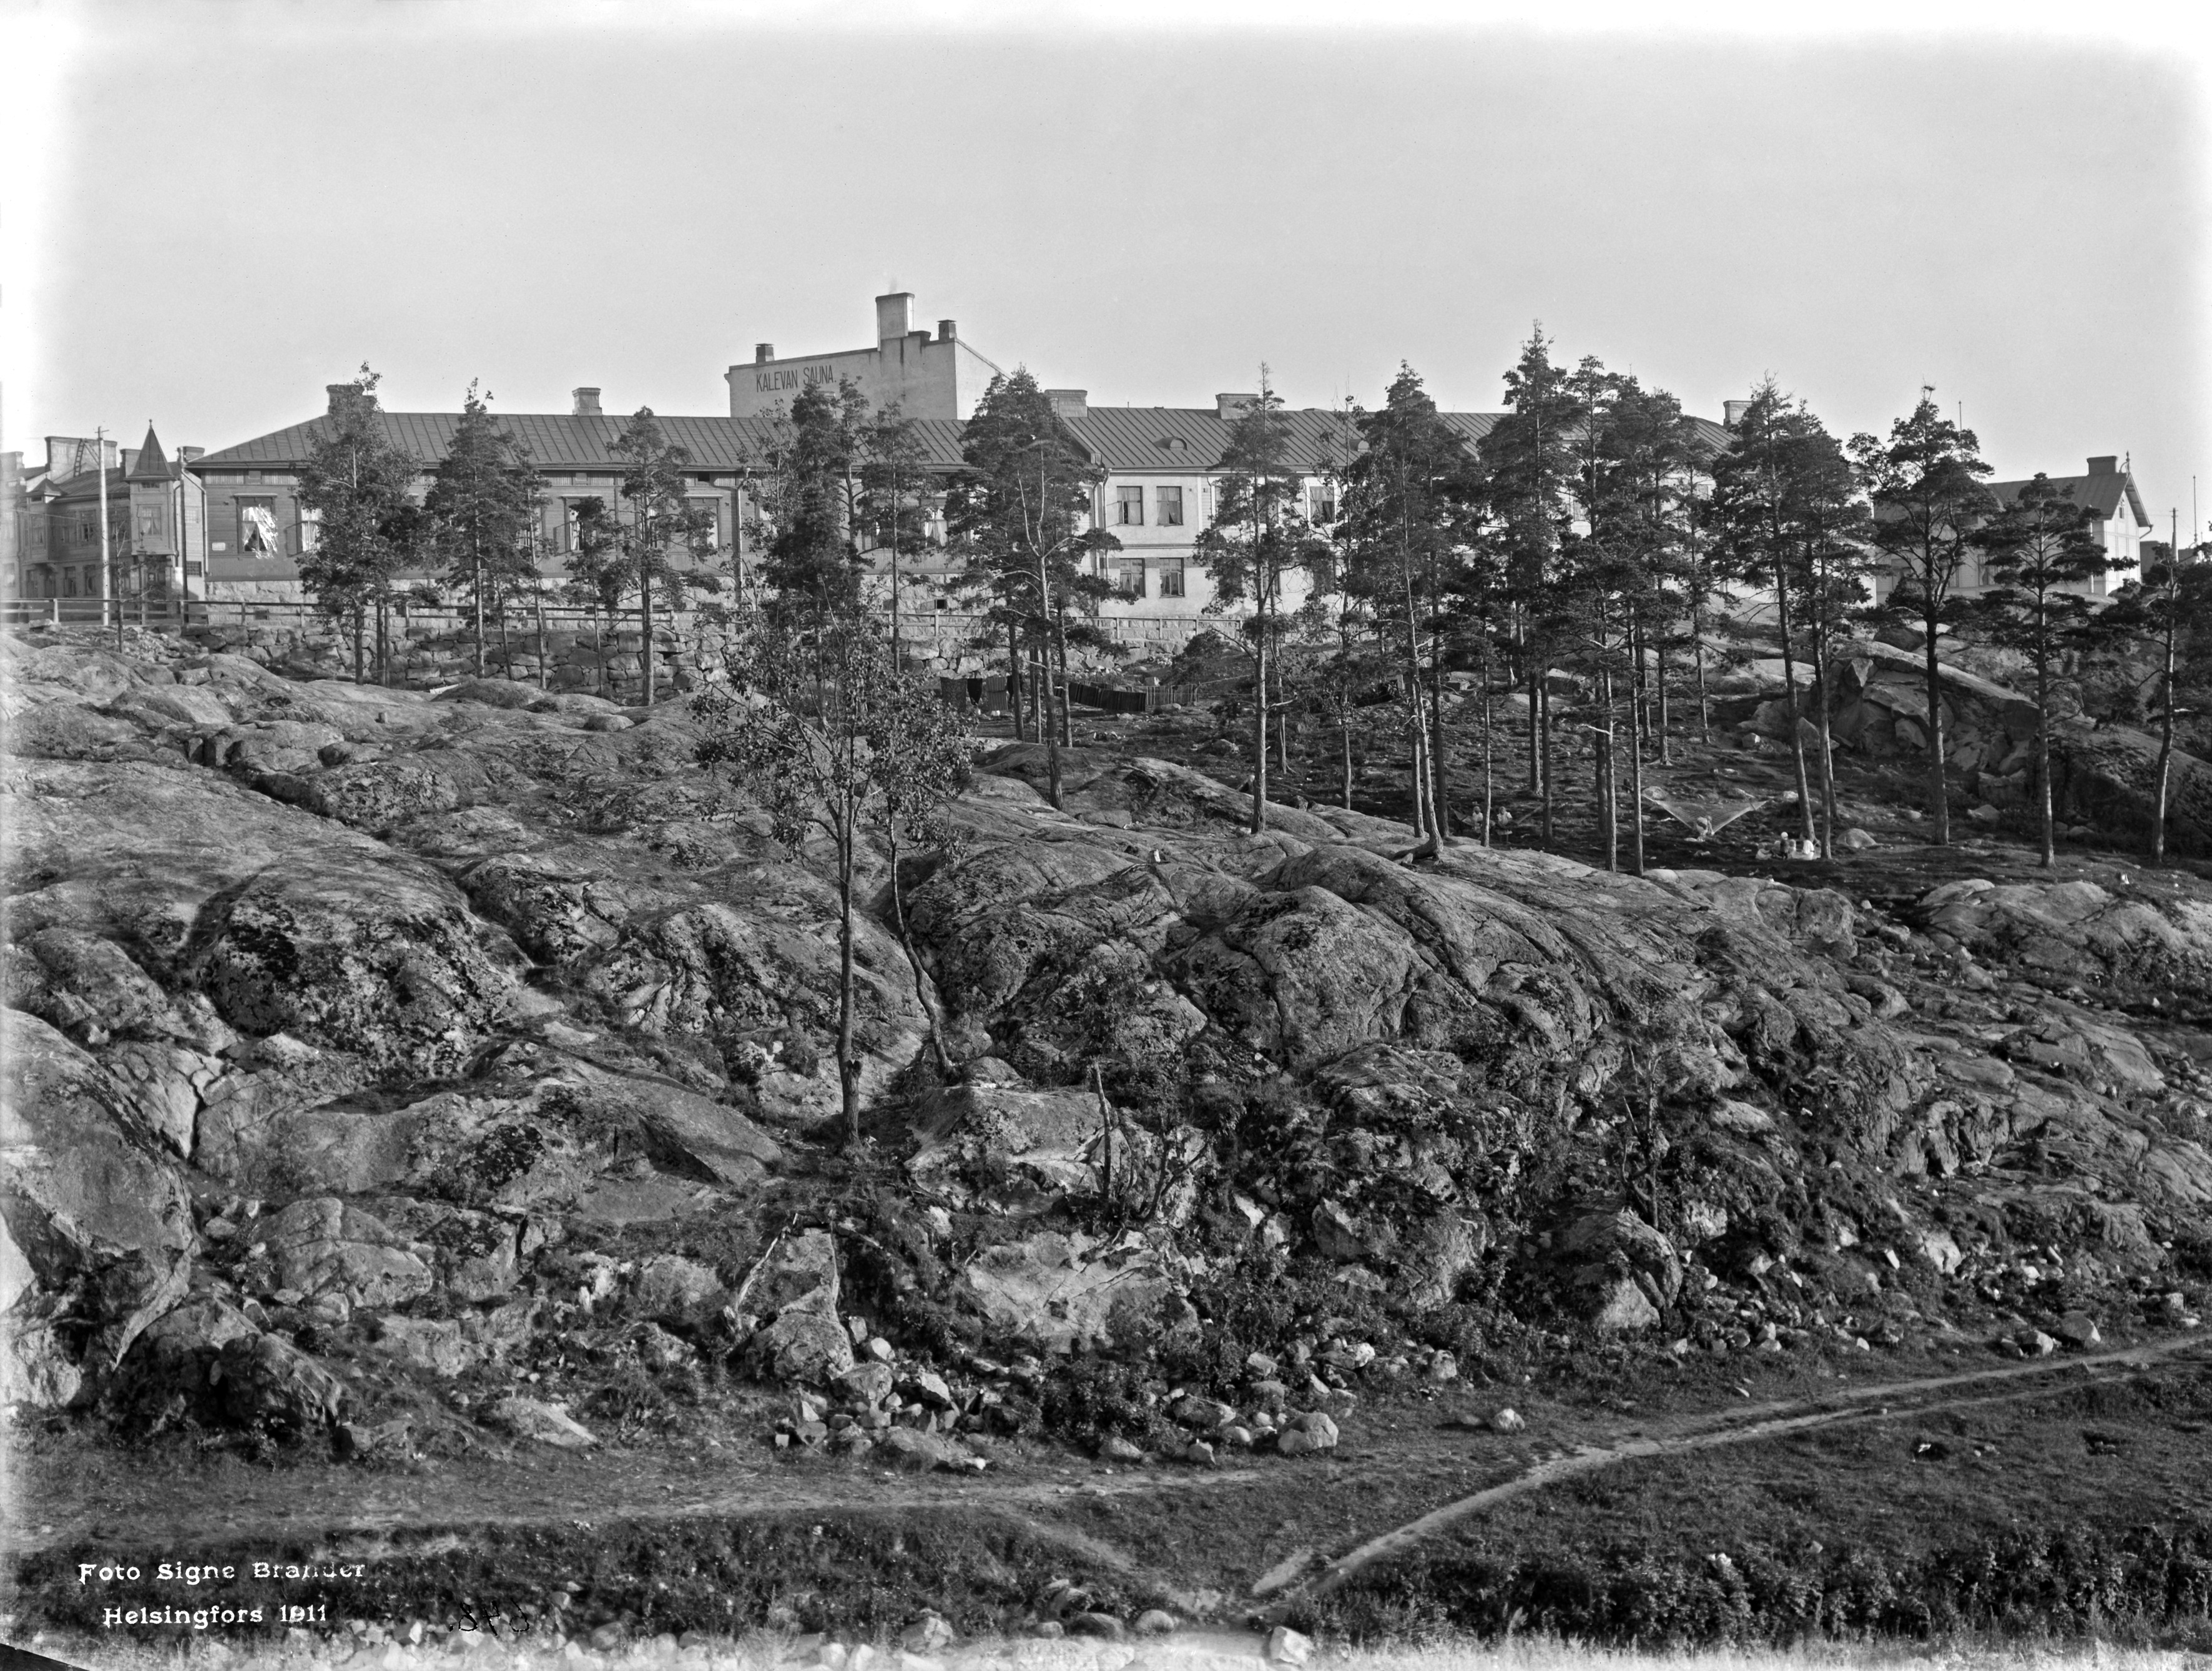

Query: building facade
left=726, top=292, right=1003, bottom=423
left=6, top=428, right=207, bottom=609
left=185, top=385, right=761, bottom=603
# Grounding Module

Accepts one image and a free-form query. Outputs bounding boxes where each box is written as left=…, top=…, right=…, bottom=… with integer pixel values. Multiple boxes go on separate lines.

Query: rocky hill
left=5, top=621, right=2211, bottom=1488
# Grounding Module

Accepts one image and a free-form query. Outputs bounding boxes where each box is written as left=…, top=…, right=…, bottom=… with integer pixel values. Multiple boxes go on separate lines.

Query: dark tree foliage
left=1967, top=474, right=2110, bottom=865
left=297, top=365, right=425, bottom=683
left=945, top=368, right=1117, bottom=807
left=1850, top=394, right=1995, bottom=844
left=425, top=383, right=541, bottom=679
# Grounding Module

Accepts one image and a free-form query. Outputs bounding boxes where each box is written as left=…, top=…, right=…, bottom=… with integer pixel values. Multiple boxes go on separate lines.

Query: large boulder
left=6, top=760, right=519, bottom=1077
left=1556, top=1208, right=1681, bottom=1329
left=258, top=1198, right=434, bottom=1310
left=217, top=1331, right=348, bottom=1437
left=0, top=1013, right=194, bottom=1378
left=959, top=1230, right=1183, bottom=1356
left=734, top=1229, right=852, bottom=1382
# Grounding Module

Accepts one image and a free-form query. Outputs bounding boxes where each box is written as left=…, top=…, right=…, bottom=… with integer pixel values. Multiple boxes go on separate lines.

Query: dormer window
left=1161, top=436, right=1189, bottom=454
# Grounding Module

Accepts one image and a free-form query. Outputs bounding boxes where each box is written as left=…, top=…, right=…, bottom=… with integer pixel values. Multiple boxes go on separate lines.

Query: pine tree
left=2100, top=528, right=2212, bottom=867
left=610, top=407, right=724, bottom=707
left=858, top=402, right=933, bottom=666
left=753, top=382, right=866, bottom=634
left=945, top=368, right=1116, bottom=809
left=425, top=384, right=541, bottom=679
left=297, top=365, right=422, bottom=683
left=1966, top=475, right=2110, bottom=865
left=695, top=619, right=970, bottom=1142
left=1715, top=383, right=1870, bottom=857
left=1343, top=365, right=1483, bottom=850
left=1849, top=394, right=1995, bottom=844
left=1194, top=373, right=1322, bottom=834
left=1477, top=328, right=1579, bottom=849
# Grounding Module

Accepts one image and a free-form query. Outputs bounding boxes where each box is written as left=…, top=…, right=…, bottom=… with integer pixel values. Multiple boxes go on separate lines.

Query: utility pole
left=94, top=425, right=115, bottom=641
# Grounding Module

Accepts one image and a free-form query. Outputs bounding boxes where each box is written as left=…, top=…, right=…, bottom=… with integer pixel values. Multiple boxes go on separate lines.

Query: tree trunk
left=1525, top=641, right=1542, bottom=796
left=1340, top=701, right=1355, bottom=809
left=1777, top=581, right=1816, bottom=849
left=838, top=837, right=860, bottom=1144
left=534, top=591, right=549, bottom=692
left=2151, top=608, right=2176, bottom=867
left=472, top=548, right=487, bottom=678
left=1008, top=623, right=1027, bottom=742
left=353, top=603, right=366, bottom=684
left=1922, top=602, right=1950, bottom=844
left=1053, top=604, right=1073, bottom=750
left=1538, top=676, right=1555, bottom=850
left=1693, top=595, right=1711, bottom=744
left=1812, top=613, right=1837, bottom=859
left=1628, top=630, right=1646, bottom=876
left=1249, top=605, right=1270, bottom=836
left=1036, top=597, right=1063, bottom=811
left=2035, top=635, right=2055, bottom=868
left=1480, top=631, right=1495, bottom=848
left=1654, top=624, right=1673, bottom=767
left=888, top=841, right=954, bottom=1075
left=641, top=571, right=656, bottom=709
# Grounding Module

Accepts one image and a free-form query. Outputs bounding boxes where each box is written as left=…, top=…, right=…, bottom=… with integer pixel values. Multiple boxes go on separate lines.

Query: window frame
left=235, top=495, right=280, bottom=558
left=1116, top=484, right=1144, bottom=527
left=1157, top=556, right=1186, bottom=599
left=1157, top=485, right=1184, bottom=527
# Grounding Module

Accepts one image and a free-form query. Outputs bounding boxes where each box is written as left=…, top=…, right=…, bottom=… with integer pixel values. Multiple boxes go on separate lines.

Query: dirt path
left=1255, top=1332, right=2212, bottom=1620
left=14, top=1334, right=2206, bottom=1587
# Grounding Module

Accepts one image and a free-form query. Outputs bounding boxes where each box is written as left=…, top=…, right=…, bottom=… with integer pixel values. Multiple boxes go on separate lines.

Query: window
left=686, top=497, right=722, bottom=545
left=1309, top=486, right=1337, bottom=524
left=290, top=509, right=323, bottom=556
left=77, top=516, right=98, bottom=545
left=63, top=567, right=79, bottom=598
left=1157, top=486, right=1184, bottom=527
left=1158, top=557, right=1186, bottom=599
left=237, top=496, right=280, bottom=558
left=1109, top=558, right=1146, bottom=599
left=1116, top=485, right=1144, bottom=526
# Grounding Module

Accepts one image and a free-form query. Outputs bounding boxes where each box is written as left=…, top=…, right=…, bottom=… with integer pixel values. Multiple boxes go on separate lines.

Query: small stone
left=1067, top=1613, right=1126, bottom=1640
left=1181, top=1439, right=1216, bottom=1467
left=1491, top=1407, right=1526, bottom=1432
left=1134, top=1610, right=1179, bottom=1635
left=1099, top=1435, right=1144, bottom=1462
left=1032, top=1622, right=1064, bottom=1640
left=1426, top=1351, right=1458, bottom=1383
left=2017, top=1328, right=2060, bottom=1358
left=2054, top=1311, right=2101, bottom=1349
left=867, top=1337, right=894, bottom=1362
left=898, top=1614, right=953, bottom=1654
left=1222, top=1426, right=1256, bottom=1448
left=1266, top=1625, right=1313, bottom=1665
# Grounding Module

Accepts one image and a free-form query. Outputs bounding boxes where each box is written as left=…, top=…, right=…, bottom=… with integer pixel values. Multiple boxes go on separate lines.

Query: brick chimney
left=1047, top=389, right=1089, bottom=421
left=876, top=292, right=914, bottom=343
left=2088, top=455, right=2119, bottom=475
left=938, top=319, right=958, bottom=343
left=1724, top=399, right=1752, bottom=428
left=755, top=343, right=775, bottom=364
left=573, top=387, right=602, bottom=417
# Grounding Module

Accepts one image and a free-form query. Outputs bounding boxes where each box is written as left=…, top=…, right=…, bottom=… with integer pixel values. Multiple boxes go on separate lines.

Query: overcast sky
left=4, top=2, right=2206, bottom=525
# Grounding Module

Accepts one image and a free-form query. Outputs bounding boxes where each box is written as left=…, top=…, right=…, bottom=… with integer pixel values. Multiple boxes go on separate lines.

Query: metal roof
left=193, top=405, right=1741, bottom=480
left=1987, top=469, right=2150, bottom=530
